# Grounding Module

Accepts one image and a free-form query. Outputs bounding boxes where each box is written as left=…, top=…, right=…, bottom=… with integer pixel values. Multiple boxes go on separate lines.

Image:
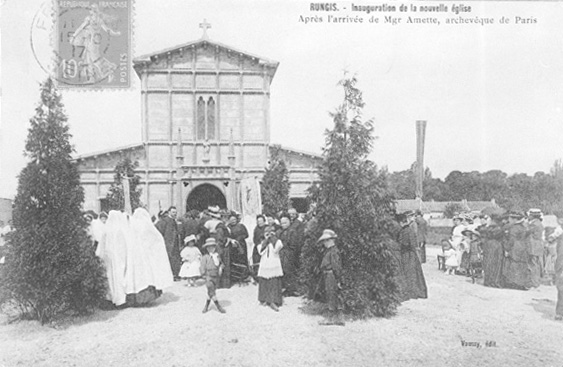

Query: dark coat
left=155, top=215, right=181, bottom=277
left=397, top=224, right=428, bottom=301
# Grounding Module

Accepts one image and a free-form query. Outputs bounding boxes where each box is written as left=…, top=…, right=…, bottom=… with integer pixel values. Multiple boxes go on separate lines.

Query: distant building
left=76, top=24, right=320, bottom=216
left=395, top=198, right=499, bottom=218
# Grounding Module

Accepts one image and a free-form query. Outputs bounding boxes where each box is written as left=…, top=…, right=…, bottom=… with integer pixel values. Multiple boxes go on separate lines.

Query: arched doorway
left=186, top=183, right=227, bottom=212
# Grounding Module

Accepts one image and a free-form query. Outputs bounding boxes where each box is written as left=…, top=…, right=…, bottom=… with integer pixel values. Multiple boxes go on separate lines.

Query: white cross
left=199, top=19, right=211, bottom=39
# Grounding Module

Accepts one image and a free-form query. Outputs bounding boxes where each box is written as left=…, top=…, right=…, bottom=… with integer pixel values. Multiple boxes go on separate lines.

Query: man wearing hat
left=316, top=229, right=344, bottom=326
left=199, top=238, right=226, bottom=314
left=527, top=209, right=544, bottom=287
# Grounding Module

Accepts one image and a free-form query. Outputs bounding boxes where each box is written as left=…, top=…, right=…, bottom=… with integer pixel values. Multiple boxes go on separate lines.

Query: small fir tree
left=1, top=78, right=107, bottom=324
left=105, top=157, right=143, bottom=211
left=301, top=76, right=400, bottom=318
left=261, top=145, right=291, bottom=216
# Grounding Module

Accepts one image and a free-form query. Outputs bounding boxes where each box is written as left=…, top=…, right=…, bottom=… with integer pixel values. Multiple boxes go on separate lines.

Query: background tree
left=443, top=202, right=465, bottom=218
left=301, top=76, right=399, bottom=318
left=0, top=78, right=106, bottom=324
left=261, top=145, right=291, bottom=216
left=388, top=164, right=446, bottom=200
left=105, top=157, right=143, bottom=212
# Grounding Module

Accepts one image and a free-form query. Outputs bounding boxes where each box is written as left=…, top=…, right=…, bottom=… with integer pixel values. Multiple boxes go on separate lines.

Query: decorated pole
left=123, top=176, right=132, bottom=215
left=415, top=120, right=427, bottom=201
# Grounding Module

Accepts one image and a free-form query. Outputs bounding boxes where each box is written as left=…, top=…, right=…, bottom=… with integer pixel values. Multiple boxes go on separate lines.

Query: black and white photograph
left=1, top=0, right=563, bottom=366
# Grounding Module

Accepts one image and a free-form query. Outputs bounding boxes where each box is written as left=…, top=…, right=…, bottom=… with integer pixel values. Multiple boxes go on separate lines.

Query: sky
left=2, top=0, right=563, bottom=199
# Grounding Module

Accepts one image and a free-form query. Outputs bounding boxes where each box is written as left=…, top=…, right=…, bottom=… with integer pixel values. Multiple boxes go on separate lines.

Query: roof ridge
left=133, top=38, right=279, bottom=66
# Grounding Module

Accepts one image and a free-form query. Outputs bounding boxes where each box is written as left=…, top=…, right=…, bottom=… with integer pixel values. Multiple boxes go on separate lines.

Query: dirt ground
left=1, top=245, right=562, bottom=367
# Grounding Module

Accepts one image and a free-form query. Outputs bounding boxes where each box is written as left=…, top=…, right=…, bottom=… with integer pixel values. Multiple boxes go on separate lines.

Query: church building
left=76, top=22, right=321, bottom=216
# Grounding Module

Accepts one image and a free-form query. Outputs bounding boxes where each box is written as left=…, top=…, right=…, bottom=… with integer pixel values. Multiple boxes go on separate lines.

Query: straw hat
left=184, top=234, right=197, bottom=244
left=207, top=205, right=221, bottom=218
left=317, top=229, right=337, bottom=243
left=461, top=228, right=480, bottom=237
left=509, top=211, right=525, bottom=220
left=202, top=237, right=217, bottom=248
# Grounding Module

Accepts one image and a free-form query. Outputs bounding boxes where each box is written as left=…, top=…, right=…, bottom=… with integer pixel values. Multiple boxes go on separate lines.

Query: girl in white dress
left=442, top=240, right=459, bottom=275
left=179, top=235, right=202, bottom=286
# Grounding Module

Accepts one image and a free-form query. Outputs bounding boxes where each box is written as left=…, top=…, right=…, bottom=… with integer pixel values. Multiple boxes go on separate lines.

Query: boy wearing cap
left=200, top=238, right=226, bottom=313
left=317, top=229, right=344, bottom=326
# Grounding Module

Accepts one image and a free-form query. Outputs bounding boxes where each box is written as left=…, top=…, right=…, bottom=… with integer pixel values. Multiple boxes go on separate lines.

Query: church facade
left=76, top=27, right=321, bottom=216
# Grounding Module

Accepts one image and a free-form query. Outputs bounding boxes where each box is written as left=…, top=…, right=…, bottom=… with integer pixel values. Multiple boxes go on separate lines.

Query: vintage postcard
left=1, top=0, right=563, bottom=366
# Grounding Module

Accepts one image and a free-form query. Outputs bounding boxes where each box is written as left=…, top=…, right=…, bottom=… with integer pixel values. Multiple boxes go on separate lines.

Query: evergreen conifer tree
left=105, top=157, right=143, bottom=212
left=301, top=76, right=400, bottom=318
left=261, top=145, right=291, bottom=216
left=1, top=78, right=107, bottom=324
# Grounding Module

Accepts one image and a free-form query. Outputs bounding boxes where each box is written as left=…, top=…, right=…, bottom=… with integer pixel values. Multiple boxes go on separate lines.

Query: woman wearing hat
left=502, top=211, right=532, bottom=290
left=257, top=225, right=284, bottom=311
left=478, top=214, right=505, bottom=288
left=397, top=213, right=428, bottom=301
left=316, top=229, right=344, bottom=326
left=200, top=238, right=226, bottom=313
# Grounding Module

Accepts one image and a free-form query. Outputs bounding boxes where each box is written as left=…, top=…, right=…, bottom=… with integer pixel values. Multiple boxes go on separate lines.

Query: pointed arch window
left=197, top=96, right=216, bottom=140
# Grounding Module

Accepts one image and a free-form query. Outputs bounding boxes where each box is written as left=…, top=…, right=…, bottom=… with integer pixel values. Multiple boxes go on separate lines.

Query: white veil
left=131, top=208, right=173, bottom=290
left=98, top=210, right=128, bottom=306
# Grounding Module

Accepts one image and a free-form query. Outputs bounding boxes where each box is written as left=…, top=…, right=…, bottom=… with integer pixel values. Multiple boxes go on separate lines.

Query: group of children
left=174, top=234, right=226, bottom=313
left=176, top=227, right=343, bottom=325
left=440, top=228, right=482, bottom=276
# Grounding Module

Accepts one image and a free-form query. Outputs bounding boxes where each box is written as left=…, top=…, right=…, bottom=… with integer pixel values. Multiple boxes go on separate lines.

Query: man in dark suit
left=156, top=206, right=181, bottom=281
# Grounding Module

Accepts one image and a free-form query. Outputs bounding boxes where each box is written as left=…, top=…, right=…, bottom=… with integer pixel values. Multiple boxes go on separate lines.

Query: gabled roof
left=73, top=143, right=144, bottom=161
left=133, top=38, right=279, bottom=68
left=275, top=145, right=323, bottom=160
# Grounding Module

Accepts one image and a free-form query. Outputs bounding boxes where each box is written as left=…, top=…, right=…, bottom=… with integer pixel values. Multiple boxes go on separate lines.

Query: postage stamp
left=56, top=0, right=131, bottom=89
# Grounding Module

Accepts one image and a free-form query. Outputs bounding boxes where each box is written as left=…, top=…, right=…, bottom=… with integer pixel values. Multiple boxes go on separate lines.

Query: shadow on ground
left=530, top=298, right=557, bottom=321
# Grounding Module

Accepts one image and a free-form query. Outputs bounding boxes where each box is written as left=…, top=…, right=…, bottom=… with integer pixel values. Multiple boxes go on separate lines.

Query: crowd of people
left=439, top=209, right=563, bottom=320
left=83, top=205, right=349, bottom=324
left=80, top=203, right=562, bottom=322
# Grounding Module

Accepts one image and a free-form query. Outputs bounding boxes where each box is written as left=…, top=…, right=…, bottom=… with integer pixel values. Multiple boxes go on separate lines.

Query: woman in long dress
left=396, top=213, right=428, bottom=301
left=478, top=215, right=505, bottom=288
left=70, top=4, right=121, bottom=83
left=257, top=225, right=284, bottom=311
left=502, top=212, right=532, bottom=290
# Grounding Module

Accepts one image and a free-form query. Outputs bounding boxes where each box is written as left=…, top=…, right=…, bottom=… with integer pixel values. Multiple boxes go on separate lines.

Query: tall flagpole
left=415, top=120, right=427, bottom=201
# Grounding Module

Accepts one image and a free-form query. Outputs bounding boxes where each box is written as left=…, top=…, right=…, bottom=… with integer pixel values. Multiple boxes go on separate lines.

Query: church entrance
left=186, top=183, right=227, bottom=212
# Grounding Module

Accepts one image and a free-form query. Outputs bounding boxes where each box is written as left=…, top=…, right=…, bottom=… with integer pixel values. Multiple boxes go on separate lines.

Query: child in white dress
left=442, top=240, right=459, bottom=275
left=179, top=235, right=202, bottom=286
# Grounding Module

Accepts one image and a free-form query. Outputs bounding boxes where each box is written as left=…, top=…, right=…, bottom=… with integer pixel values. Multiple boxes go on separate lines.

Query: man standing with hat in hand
left=317, top=229, right=344, bottom=326
left=527, top=209, right=544, bottom=288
